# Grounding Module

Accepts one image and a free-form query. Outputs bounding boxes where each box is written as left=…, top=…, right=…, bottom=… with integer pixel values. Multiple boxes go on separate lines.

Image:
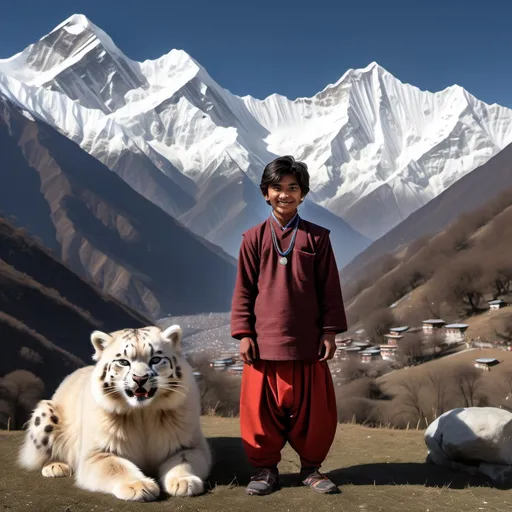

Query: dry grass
left=2, top=417, right=512, bottom=512
left=379, top=348, right=512, bottom=391
left=464, top=308, right=512, bottom=340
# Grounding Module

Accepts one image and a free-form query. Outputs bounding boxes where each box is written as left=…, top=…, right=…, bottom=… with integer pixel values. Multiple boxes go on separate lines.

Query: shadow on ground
left=207, top=437, right=509, bottom=490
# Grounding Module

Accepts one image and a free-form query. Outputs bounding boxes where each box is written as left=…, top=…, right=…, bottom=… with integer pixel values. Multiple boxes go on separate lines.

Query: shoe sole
left=246, top=488, right=277, bottom=496
left=246, top=483, right=280, bottom=496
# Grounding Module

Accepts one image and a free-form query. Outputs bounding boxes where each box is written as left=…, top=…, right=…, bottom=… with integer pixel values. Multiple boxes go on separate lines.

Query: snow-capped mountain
left=0, top=93, right=237, bottom=319
left=1, top=13, right=511, bottom=255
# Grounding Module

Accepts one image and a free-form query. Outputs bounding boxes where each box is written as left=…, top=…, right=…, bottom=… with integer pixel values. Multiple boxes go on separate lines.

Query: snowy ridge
left=1, top=13, right=512, bottom=246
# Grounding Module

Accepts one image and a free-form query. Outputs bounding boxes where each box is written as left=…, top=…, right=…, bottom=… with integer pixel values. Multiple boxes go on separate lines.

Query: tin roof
left=390, top=326, right=409, bottom=332
left=475, top=358, right=500, bottom=364
left=422, top=319, right=446, bottom=324
left=360, top=348, right=381, bottom=354
left=445, top=323, right=469, bottom=329
left=488, top=299, right=506, bottom=305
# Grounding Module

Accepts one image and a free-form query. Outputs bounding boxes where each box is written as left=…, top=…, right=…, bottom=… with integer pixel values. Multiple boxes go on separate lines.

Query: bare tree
left=432, top=257, right=485, bottom=314
left=485, top=257, right=512, bottom=299
left=398, top=334, right=424, bottom=366
left=453, top=365, right=482, bottom=408
left=426, top=369, right=448, bottom=419
left=396, top=374, right=428, bottom=427
left=187, top=355, right=241, bottom=417
left=363, top=308, right=395, bottom=344
left=0, top=370, right=44, bottom=429
left=425, top=331, right=446, bottom=356
left=336, top=397, right=381, bottom=426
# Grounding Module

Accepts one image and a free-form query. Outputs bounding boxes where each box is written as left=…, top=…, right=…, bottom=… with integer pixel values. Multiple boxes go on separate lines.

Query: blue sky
left=1, top=0, right=510, bottom=107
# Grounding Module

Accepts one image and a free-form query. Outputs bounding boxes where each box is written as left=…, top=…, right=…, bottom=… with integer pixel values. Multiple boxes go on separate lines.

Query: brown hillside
left=342, top=142, right=512, bottom=278
left=0, top=94, right=236, bottom=319
left=344, top=187, right=512, bottom=328
left=0, top=218, right=149, bottom=428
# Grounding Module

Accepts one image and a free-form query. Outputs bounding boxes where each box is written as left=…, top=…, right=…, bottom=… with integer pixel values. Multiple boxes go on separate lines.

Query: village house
left=360, top=348, right=381, bottom=364
left=353, top=340, right=372, bottom=349
left=382, top=333, right=403, bottom=346
left=210, top=356, right=235, bottom=371
left=390, top=326, right=409, bottom=335
left=378, top=327, right=409, bottom=362
left=380, top=344, right=399, bottom=362
left=337, top=346, right=362, bottom=360
left=474, top=357, right=500, bottom=371
left=335, top=337, right=353, bottom=350
left=422, top=319, right=446, bottom=333
left=227, top=363, right=244, bottom=375
left=488, top=299, right=507, bottom=310
left=444, top=323, right=469, bottom=343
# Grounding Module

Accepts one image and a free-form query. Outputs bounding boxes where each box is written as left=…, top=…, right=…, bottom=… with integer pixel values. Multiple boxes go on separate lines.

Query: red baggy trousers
left=240, top=360, right=338, bottom=468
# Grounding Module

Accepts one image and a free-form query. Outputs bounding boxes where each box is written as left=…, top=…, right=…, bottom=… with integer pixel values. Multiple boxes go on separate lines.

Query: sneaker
left=300, top=468, right=339, bottom=494
left=246, top=467, right=280, bottom=496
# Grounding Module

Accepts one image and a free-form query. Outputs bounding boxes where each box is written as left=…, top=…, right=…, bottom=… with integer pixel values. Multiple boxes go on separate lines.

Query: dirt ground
left=2, top=417, right=512, bottom=512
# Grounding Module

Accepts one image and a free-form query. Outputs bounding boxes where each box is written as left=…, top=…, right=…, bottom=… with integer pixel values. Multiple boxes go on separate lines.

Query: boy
left=231, top=155, right=347, bottom=495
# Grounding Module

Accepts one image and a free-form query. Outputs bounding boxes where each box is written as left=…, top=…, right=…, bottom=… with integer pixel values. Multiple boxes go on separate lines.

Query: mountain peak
left=49, top=13, right=93, bottom=35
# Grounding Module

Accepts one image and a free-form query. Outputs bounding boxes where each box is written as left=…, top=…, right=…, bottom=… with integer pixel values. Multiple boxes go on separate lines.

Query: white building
left=445, top=323, right=469, bottom=343
left=488, top=299, right=507, bottom=311
left=422, top=319, right=446, bottom=333
left=474, top=358, right=500, bottom=371
left=380, top=344, right=398, bottom=362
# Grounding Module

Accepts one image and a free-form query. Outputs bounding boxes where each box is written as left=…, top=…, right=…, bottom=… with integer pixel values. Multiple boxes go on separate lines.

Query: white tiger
left=18, top=324, right=212, bottom=501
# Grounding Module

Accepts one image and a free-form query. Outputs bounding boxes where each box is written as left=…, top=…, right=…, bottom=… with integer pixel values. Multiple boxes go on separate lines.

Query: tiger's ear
left=91, top=331, right=114, bottom=361
left=161, top=324, right=182, bottom=350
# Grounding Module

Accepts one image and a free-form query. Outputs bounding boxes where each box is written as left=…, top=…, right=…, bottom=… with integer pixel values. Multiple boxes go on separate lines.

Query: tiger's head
left=90, top=324, right=192, bottom=413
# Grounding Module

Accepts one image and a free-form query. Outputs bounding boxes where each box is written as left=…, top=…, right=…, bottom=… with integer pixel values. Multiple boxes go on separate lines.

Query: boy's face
left=265, top=174, right=304, bottom=216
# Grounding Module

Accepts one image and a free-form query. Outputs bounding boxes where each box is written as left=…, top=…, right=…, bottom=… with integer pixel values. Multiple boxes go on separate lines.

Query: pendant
left=279, top=256, right=288, bottom=265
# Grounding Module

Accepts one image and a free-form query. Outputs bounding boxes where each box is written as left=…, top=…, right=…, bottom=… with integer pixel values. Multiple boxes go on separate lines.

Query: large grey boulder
left=424, top=407, right=512, bottom=485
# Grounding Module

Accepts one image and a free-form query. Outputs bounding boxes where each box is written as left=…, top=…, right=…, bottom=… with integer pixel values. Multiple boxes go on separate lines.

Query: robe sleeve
left=315, top=231, right=348, bottom=334
left=231, top=232, right=259, bottom=340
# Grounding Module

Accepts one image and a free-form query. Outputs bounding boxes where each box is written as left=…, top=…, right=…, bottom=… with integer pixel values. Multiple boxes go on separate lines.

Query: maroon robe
left=231, top=215, right=347, bottom=361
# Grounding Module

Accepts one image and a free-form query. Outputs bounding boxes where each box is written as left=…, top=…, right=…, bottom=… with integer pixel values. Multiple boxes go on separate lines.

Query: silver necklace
left=270, top=216, right=299, bottom=265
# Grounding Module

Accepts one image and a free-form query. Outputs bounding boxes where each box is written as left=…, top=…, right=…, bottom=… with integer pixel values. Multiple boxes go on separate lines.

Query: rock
left=424, top=407, right=512, bottom=485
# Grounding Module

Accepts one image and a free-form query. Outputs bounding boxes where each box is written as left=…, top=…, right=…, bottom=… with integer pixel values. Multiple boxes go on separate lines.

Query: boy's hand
left=318, top=333, right=336, bottom=361
left=240, top=337, right=258, bottom=365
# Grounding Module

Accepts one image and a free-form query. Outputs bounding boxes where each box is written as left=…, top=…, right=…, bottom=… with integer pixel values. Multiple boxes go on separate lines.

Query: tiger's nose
left=132, top=374, right=149, bottom=387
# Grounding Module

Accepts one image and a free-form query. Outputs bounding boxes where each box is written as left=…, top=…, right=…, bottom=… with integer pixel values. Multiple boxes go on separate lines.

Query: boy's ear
left=91, top=331, right=114, bottom=361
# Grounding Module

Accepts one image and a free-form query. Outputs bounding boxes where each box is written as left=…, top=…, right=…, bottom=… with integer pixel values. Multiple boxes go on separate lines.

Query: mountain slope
left=0, top=65, right=370, bottom=266
left=0, top=217, right=150, bottom=426
left=343, top=185, right=512, bottom=337
left=2, top=14, right=510, bottom=260
left=342, top=142, right=512, bottom=278
left=0, top=94, right=236, bottom=319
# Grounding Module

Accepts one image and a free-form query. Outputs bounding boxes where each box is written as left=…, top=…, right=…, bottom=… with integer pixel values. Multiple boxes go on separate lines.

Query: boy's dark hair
left=260, top=156, right=310, bottom=205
